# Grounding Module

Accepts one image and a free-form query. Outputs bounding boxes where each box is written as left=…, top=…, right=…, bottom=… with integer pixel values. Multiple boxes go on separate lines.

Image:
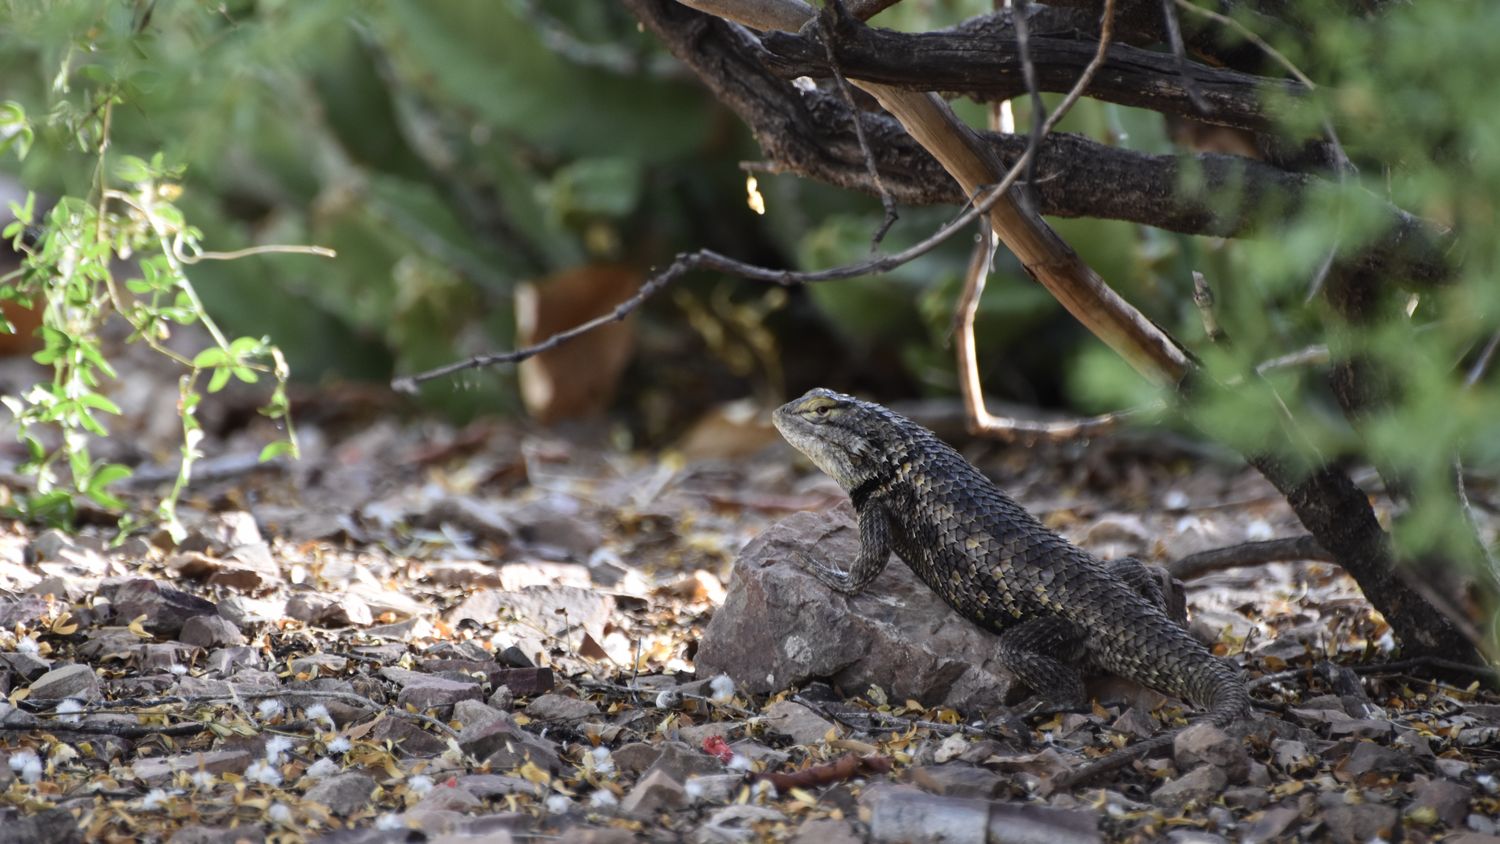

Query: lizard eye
left=803, top=399, right=835, bottom=419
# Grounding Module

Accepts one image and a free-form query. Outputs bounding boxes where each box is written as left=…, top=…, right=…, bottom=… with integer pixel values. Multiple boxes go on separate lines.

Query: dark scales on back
left=773, top=388, right=1248, bottom=779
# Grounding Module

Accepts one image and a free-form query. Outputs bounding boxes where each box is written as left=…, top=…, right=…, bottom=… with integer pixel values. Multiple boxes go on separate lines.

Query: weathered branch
left=1247, top=452, right=1485, bottom=661
left=758, top=12, right=1306, bottom=132
left=669, top=0, right=1193, bottom=384
left=663, top=2, right=1451, bottom=287
left=1169, top=534, right=1332, bottom=579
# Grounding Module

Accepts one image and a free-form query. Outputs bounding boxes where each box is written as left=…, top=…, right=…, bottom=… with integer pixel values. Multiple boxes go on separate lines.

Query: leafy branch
left=0, top=92, right=331, bottom=538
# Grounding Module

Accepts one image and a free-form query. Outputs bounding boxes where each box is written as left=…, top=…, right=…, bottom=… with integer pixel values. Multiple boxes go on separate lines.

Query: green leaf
left=232, top=366, right=259, bottom=384
left=89, top=463, right=133, bottom=489
left=258, top=440, right=296, bottom=463
left=207, top=366, right=231, bottom=393
left=192, top=347, right=228, bottom=368
left=113, top=154, right=151, bottom=183
left=84, top=463, right=132, bottom=510
left=229, top=336, right=265, bottom=355
left=78, top=393, right=122, bottom=415
left=541, top=157, right=643, bottom=221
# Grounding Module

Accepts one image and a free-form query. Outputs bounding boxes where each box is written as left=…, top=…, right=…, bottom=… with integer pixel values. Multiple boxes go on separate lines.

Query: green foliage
left=1077, top=0, right=1500, bottom=617
left=0, top=0, right=726, bottom=416
left=0, top=91, right=301, bottom=539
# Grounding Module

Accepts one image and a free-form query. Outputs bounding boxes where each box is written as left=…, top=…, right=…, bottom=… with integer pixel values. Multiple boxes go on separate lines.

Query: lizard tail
left=1051, top=644, right=1250, bottom=792
left=1197, top=656, right=1251, bottom=728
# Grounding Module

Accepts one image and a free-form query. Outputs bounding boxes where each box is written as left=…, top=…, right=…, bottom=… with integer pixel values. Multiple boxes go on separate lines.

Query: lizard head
left=772, top=387, right=891, bottom=491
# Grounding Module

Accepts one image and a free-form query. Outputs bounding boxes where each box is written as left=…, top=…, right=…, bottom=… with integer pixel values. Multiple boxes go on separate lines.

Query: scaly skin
left=772, top=387, right=1249, bottom=732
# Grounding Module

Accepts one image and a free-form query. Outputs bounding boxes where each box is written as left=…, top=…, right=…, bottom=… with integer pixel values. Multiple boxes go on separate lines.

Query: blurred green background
left=3, top=0, right=1499, bottom=474
left=0, top=0, right=1214, bottom=436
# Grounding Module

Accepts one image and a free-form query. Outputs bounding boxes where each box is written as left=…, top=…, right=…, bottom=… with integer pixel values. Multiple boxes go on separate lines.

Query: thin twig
left=819, top=0, right=898, bottom=244
left=951, top=0, right=1126, bottom=443
left=1010, top=0, right=1047, bottom=200
left=1254, top=344, right=1329, bottom=375
left=1249, top=656, right=1500, bottom=692
left=67, top=689, right=460, bottom=739
left=991, top=0, right=1016, bottom=134
left=1192, top=271, right=1226, bottom=345
left=1160, top=0, right=1209, bottom=114
left=1465, top=331, right=1500, bottom=388
left=954, top=228, right=1144, bottom=441
left=177, top=243, right=336, bottom=264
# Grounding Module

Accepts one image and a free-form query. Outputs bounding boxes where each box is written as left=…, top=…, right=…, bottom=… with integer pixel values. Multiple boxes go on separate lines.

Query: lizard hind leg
left=1107, top=556, right=1187, bottom=625
left=996, top=615, right=1090, bottom=714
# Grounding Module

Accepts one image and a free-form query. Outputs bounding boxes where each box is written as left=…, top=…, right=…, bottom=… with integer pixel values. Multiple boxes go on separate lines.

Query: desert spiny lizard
left=772, top=388, right=1249, bottom=780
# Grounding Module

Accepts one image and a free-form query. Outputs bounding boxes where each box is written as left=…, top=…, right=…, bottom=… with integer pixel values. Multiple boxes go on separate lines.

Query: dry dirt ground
left=0, top=372, right=1497, bottom=843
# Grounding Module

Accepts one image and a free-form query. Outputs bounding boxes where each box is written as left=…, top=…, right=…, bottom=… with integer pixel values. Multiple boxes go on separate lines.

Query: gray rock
left=612, top=742, right=665, bottom=776
left=909, top=763, right=1003, bottom=799
left=288, top=654, right=347, bottom=676
left=133, top=750, right=252, bottom=785
left=761, top=700, right=835, bottom=746
left=1221, top=786, right=1269, bottom=810
left=457, top=711, right=562, bottom=771
left=1173, top=723, right=1250, bottom=783
left=791, top=818, right=863, bottom=844
left=305, top=771, right=377, bottom=815
left=694, top=805, right=787, bottom=844
left=525, top=693, right=600, bottom=725
left=1242, top=805, right=1302, bottom=844
left=28, top=664, right=100, bottom=701
left=697, top=510, right=1017, bottom=711
left=416, top=785, right=483, bottom=813
left=7, top=807, right=84, bottom=844
left=109, top=578, right=216, bottom=635
left=1322, top=801, right=1398, bottom=844
left=204, top=647, right=262, bottom=675
left=1333, top=741, right=1420, bottom=782
left=684, top=774, right=743, bottom=805
left=862, top=784, right=1099, bottom=844
left=642, top=741, right=724, bottom=783
left=456, top=774, right=544, bottom=799
left=168, top=824, right=266, bottom=844
left=368, top=716, right=448, bottom=758
left=453, top=700, right=506, bottom=731
left=285, top=591, right=372, bottom=626
left=0, top=651, right=52, bottom=681
left=1152, top=765, right=1228, bottom=809
left=396, top=675, right=483, bottom=711
left=619, top=768, right=688, bottom=817
left=1410, top=776, right=1472, bottom=827
left=488, top=684, right=516, bottom=710
left=179, top=616, right=246, bottom=648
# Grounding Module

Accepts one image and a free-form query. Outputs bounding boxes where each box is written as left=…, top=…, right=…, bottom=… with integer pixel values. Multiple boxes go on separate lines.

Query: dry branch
left=672, top=0, right=1193, bottom=386
left=757, top=12, right=1305, bottom=132
left=1169, top=534, right=1333, bottom=579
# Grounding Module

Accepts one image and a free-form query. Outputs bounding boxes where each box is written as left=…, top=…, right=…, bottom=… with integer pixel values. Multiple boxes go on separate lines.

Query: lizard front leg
left=790, top=505, right=893, bottom=595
